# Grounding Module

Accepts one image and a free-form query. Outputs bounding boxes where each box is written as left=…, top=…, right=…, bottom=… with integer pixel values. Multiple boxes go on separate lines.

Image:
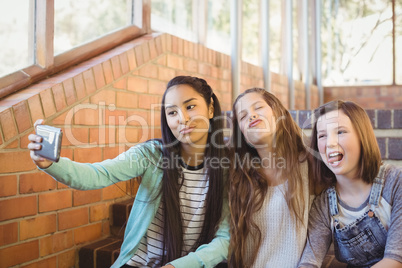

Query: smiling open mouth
left=328, top=152, right=343, bottom=165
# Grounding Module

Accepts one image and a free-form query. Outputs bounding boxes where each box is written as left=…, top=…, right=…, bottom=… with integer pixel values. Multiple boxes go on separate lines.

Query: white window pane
left=54, top=0, right=131, bottom=55
left=151, top=0, right=196, bottom=42
left=242, top=0, right=260, bottom=66
left=206, top=0, right=230, bottom=55
left=322, top=0, right=392, bottom=86
left=396, top=0, right=402, bottom=84
left=0, top=0, right=33, bottom=78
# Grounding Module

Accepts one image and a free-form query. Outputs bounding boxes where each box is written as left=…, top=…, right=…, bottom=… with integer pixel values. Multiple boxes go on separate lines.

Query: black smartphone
left=35, top=125, right=63, bottom=162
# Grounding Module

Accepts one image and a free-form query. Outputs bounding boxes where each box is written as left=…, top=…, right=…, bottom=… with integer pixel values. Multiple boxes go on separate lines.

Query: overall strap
left=326, top=186, right=339, bottom=217
left=369, top=165, right=387, bottom=207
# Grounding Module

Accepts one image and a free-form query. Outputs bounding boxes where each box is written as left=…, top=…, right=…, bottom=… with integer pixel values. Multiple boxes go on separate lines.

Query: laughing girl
left=299, top=100, right=402, bottom=268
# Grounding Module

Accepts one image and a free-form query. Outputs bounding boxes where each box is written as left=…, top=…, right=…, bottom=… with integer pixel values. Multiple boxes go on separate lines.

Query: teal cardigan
left=43, top=140, right=230, bottom=268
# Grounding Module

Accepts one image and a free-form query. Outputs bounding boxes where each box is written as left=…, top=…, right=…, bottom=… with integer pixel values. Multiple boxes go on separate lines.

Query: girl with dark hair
left=28, top=76, right=229, bottom=268
left=228, top=88, right=313, bottom=268
left=299, top=100, right=402, bottom=267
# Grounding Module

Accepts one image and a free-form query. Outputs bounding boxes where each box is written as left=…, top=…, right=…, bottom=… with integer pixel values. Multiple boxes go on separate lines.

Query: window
left=0, top=1, right=33, bottom=78
left=396, top=0, right=402, bottom=84
left=0, top=0, right=147, bottom=99
left=322, top=0, right=394, bottom=86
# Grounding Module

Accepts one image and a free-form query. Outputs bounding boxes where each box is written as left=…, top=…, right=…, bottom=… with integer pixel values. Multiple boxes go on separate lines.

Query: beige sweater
left=245, top=162, right=312, bottom=268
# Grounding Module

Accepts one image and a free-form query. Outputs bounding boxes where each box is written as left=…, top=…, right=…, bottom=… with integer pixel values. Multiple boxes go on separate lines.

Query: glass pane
left=322, top=0, right=393, bottom=86
left=0, top=0, right=33, bottom=78
left=151, top=0, right=196, bottom=42
left=269, top=1, right=282, bottom=73
left=54, top=0, right=130, bottom=55
left=206, top=0, right=230, bottom=55
left=396, top=0, right=402, bottom=84
left=242, top=0, right=260, bottom=65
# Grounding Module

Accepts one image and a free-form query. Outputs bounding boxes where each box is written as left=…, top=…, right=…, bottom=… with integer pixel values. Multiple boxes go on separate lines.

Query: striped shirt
left=126, top=163, right=209, bottom=267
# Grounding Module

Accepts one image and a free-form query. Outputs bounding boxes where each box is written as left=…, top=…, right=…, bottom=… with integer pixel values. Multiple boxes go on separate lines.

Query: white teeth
left=332, top=161, right=340, bottom=165
left=329, top=152, right=341, bottom=157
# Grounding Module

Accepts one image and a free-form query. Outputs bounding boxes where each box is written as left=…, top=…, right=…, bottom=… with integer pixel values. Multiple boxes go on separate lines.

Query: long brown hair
left=228, top=88, right=307, bottom=268
left=159, top=76, right=225, bottom=263
left=309, top=100, right=382, bottom=189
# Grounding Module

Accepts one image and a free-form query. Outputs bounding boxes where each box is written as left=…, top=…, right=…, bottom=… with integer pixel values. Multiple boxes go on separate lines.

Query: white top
left=246, top=162, right=311, bottom=268
left=127, top=165, right=209, bottom=267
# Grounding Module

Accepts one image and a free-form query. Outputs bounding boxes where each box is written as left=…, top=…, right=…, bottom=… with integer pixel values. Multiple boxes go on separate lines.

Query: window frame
left=0, top=0, right=151, bottom=99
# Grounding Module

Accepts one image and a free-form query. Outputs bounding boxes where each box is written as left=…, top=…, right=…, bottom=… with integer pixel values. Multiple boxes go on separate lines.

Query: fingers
left=34, top=119, right=44, bottom=129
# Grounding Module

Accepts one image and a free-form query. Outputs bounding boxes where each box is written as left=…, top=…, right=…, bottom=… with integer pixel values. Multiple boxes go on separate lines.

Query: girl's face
left=316, top=110, right=361, bottom=180
left=164, top=84, right=214, bottom=147
left=235, top=92, right=277, bottom=147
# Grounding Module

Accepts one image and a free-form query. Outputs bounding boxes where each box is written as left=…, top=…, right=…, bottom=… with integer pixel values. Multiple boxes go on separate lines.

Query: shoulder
left=383, top=164, right=402, bottom=204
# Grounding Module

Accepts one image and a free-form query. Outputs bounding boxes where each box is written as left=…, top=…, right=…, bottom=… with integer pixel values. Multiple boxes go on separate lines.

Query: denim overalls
left=327, top=165, right=388, bottom=267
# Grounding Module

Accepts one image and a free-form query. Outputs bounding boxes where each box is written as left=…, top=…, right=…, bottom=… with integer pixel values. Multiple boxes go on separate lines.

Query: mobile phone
left=35, top=125, right=63, bottom=162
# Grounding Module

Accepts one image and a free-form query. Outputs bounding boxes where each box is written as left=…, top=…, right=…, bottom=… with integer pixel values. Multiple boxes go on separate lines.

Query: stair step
left=79, top=238, right=122, bottom=268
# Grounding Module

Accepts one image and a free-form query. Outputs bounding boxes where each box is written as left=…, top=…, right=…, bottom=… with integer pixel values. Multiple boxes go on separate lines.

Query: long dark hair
left=228, top=88, right=307, bottom=268
left=159, top=76, right=225, bottom=263
left=309, top=100, right=381, bottom=189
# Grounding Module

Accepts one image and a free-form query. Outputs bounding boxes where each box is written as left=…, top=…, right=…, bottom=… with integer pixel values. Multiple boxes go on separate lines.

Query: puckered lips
left=248, top=119, right=262, bottom=128
left=327, top=151, right=344, bottom=167
left=180, top=125, right=195, bottom=135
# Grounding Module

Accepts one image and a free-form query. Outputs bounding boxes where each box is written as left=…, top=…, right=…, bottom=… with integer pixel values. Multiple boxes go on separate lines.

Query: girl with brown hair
left=299, top=100, right=402, bottom=267
left=228, top=88, right=313, bottom=267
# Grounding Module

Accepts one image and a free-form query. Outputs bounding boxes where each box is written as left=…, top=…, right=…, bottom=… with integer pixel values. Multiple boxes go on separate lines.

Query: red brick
left=141, top=43, right=151, bottom=63
left=158, top=66, right=176, bottom=82
left=134, top=45, right=144, bottom=66
left=111, top=56, right=123, bottom=79
left=138, top=64, right=158, bottom=79
left=119, top=52, right=130, bottom=74
left=40, top=231, right=73, bottom=257
left=0, top=108, right=17, bottom=141
left=39, top=190, right=72, bottom=212
left=127, top=110, right=149, bottom=127
left=0, top=175, right=17, bottom=197
left=126, top=48, right=138, bottom=70
left=73, top=189, right=102, bottom=206
left=57, top=249, right=76, bottom=268
left=73, top=74, right=87, bottom=100
left=102, top=60, right=114, bottom=84
left=93, top=64, right=106, bottom=89
left=89, top=127, right=117, bottom=145
left=21, top=256, right=57, bottom=268
left=148, top=39, right=157, bottom=60
left=20, top=214, right=57, bottom=240
left=0, top=222, right=18, bottom=246
left=114, top=77, right=127, bottom=89
left=90, top=203, right=109, bottom=222
left=138, top=94, right=161, bottom=110
left=20, top=172, right=57, bottom=194
left=27, top=95, right=45, bottom=124
left=40, top=88, right=57, bottom=118
left=148, top=80, right=167, bottom=95
left=4, top=138, right=18, bottom=148
left=0, top=151, right=37, bottom=173
left=74, top=106, right=99, bottom=125
left=116, top=91, right=138, bottom=108
left=91, top=89, right=116, bottom=105
left=74, top=147, right=102, bottom=163
left=62, top=127, right=89, bottom=146
left=105, top=109, right=127, bottom=125
left=0, top=240, right=39, bottom=267
left=0, top=195, right=37, bottom=221
left=118, top=128, right=139, bottom=144
left=127, top=76, right=148, bottom=93
left=74, top=223, right=102, bottom=245
left=58, top=207, right=89, bottom=230
left=52, top=84, right=67, bottom=112
left=63, top=78, right=77, bottom=106
left=155, top=35, right=164, bottom=54
left=83, top=69, right=97, bottom=94
left=104, top=146, right=125, bottom=159
left=103, top=182, right=128, bottom=200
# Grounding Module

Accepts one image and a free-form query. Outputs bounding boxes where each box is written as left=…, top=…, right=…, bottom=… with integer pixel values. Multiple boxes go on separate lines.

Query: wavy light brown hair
left=309, top=100, right=382, bottom=189
left=228, top=88, right=307, bottom=268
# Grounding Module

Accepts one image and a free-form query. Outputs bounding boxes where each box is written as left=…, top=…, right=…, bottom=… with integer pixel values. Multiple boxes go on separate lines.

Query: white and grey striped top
left=126, top=163, right=209, bottom=267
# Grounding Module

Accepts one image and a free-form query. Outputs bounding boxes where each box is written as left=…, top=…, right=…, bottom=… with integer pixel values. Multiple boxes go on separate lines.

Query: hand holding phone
left=34, top=125, right=63, bottom=162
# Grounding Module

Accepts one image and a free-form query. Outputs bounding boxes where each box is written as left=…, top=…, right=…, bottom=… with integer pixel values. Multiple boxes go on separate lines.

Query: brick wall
left=324, top=85, right=402, bottom=109
left=0, top=32, right=331, bottom=267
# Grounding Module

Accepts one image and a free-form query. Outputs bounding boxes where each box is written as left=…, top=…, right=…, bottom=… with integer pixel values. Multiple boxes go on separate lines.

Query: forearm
left=372, top=258, right=402, bottom=268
